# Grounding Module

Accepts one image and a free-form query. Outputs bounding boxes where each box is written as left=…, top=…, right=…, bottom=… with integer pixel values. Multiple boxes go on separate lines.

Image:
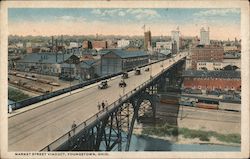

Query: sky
left=8, top=8, right=241, bottom=40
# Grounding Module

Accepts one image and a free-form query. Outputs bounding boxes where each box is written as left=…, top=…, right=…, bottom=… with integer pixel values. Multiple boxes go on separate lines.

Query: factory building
left=100, top=49, right=149, bottom=75
left=15, top=53, right=72, bottom=76
left=182, top=70, right=241, bottom=91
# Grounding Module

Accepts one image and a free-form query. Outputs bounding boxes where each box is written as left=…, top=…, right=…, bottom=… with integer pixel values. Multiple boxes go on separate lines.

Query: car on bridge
left=119, top=80, right=127, bottom=87
left=121, top=72, right=129, bottom=79
left=135, top=68, right=141, bottom=75
left=144, top=67, right=150, bottom=72
left=98, top=80, right=108, bottom=89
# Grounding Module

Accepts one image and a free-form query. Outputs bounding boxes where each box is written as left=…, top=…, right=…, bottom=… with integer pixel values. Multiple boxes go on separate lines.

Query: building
left=223, top=45, right=238, bottom=52
left=15, top=53, right=72, bottom=76
left=182, top=70, right=241, bottom=91
left=117, top=39, right=130, bottom=48
left=171, top=28, right=180, bottom=52
left=156, top=42, right=172, bottom=50
left=79, top=60, right=101, bottom=80
left=196, top=60, right=240, bottom=71
left=60, top=55, right=101, bottom=81
left=100, top=49, right=149, bottom=75
left=171, top=41, right=178, bottom=55
left=190, top=45, right=224, bottom=70
left=107, top=40, right=117, bottom=49
left=144, top=31, right=152, bottom=50
left=192, top=36, right=200, bottom=47
left=60, top=54, right=81, bottom=78
left=69, top=42, right=79, bottom=49
left=200, top=27, right=210, bottom=45
left=92, top=41, right=108, bottom=50
left=16, top=42, right=24, bottom=48
left=26, top=47, right=41, bottom=54
left=158, top=50, right=171, bottom=60
left=82, top=41, right=92, bottom=49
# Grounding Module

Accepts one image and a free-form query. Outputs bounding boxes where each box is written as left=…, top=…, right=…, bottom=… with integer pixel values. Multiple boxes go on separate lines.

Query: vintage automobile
left=135, top=69, right=141, bottom=75
left=119, top=80, right=127, bottom=87
left=98, top=80, right=108, bottom=89
left=121, top=72, right=129, bottom=79
left=144, top=67, right=150, bottom=72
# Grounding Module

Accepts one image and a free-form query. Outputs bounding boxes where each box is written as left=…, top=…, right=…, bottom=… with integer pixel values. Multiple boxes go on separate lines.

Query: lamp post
left=68, top=58, right=74, bottom=95
left=149, top=59, right=152, bottom=79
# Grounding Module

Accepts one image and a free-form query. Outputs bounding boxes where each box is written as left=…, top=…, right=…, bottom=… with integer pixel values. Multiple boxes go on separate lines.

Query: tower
left=200, top=27, right=210, bottom=45
left=171, top=27, right=180, bottom=52
left=144, top=30, right=152, bottom=51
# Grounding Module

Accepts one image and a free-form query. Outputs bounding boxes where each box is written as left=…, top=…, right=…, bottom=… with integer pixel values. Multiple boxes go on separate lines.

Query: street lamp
left=68, top=58, right=74, bottom=95
left=149, top=59, right=152, bottom=79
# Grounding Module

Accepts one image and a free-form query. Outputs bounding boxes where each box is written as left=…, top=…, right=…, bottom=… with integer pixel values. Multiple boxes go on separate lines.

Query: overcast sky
left=8, top=8, right=240, bottom=40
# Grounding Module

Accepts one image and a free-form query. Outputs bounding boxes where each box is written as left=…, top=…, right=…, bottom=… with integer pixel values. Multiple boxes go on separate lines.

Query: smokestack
left=61, top=35, right=63, bottom=46
left=52, top=36, right=54, bottom=47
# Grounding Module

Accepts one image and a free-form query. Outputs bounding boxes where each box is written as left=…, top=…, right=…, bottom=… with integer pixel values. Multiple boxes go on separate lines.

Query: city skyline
left=8, top=8, right=240, bottom=40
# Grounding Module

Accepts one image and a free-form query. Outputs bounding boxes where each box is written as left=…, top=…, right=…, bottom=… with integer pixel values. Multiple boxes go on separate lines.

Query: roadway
left=8, top=52, right=187, bottom=151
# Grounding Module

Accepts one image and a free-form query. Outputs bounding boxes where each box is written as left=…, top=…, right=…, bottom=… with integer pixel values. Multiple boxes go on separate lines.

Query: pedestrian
left=105, top=100, right=108, bottom=106
left=101, top=101, right=105, bottom=110
left=97, top=102, right=101, bottom=111
left=71, top=121, right=77, bottom=135
left=8, top=105, right=12, bottom=114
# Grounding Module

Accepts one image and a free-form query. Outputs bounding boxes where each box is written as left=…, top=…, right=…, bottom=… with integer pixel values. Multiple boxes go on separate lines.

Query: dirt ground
left=156, top=103, right=241, bottom=135
left=8, top=71, right=82, bottom=95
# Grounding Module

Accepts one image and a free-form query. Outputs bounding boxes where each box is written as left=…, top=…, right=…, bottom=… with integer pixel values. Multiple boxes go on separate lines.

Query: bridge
left=8, top=52, right=188, bottom=151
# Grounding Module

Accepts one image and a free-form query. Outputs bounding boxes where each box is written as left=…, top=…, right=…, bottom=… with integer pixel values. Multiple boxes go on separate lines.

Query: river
left=128, top=134, right=240, bottom=151
left=99, top=132, right=240, bottom=151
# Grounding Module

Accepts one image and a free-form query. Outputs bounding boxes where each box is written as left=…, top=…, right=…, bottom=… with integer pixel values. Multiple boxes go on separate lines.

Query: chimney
left=52, top=36, right=54, bottom=47
left=61, top=35, right=63, bottom=46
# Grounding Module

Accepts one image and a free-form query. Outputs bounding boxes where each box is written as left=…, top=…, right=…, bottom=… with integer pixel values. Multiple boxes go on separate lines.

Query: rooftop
left=100, top=49, right=148, bottom=59
left=17, top=53, right=73, bottom=64
left=182, top=70, right=241, bottom=79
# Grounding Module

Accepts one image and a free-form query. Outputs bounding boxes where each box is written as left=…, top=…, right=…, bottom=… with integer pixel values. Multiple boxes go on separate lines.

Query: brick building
left=144, top=31, right=152, bottom=50
left=26, top=47, right=41, bottom=54
left=182, top=70, right=241, bottom=91
left=190, top=45, right=224, bottom=69
left=92, top=41, right=107, bottom=50
left=82, top=41, right=92, bottom=49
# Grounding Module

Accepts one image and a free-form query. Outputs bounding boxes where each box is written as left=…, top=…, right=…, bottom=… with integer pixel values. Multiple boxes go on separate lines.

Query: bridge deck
left=8, top=52, right=187, bottom=151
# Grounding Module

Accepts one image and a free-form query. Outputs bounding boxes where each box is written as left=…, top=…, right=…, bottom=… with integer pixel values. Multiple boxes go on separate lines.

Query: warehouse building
left=15, top=53, right=72, bottom=76
left=182, top=70, right=241, bottom=91
left=100, top=49, right=149, bottom=75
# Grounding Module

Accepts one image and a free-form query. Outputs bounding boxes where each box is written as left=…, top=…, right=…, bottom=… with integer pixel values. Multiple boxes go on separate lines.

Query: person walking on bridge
left=101, top=101, right=105, bottom=110
left=97, top=102, right=101, bottom=111
left=71, top=121, right=77, bottom=135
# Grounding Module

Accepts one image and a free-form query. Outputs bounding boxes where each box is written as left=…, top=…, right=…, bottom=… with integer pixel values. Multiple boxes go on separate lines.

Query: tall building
left=144, top=31, right=152, bottom=50
left=171, top=28, right=180, bottom=52
left=200, top=27, right=210, bottom=45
